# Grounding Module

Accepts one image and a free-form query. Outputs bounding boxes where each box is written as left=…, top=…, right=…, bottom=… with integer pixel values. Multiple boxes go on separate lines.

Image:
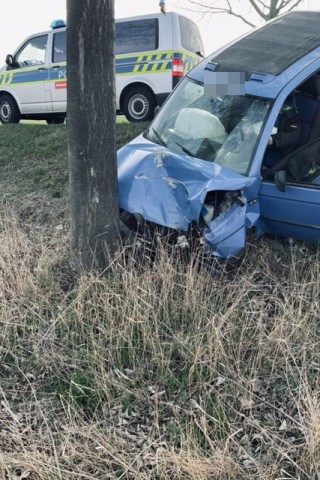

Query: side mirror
left=5, top=54, right=14, bottom=67
left=275, top=170, right=286, bottom=192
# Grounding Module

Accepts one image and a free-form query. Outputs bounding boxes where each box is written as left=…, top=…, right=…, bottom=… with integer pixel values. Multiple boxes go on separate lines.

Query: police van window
left=16, top=35, right=47, bottom=66
left=53, top=31, right=66, bottom=63
left=115, top=19, right=158, bottom=55
left=179, top=17, right=204, bottom=55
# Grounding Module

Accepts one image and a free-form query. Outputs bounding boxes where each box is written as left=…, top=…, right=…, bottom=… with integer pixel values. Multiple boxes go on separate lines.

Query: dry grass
left=1, top=204, right=320, bottom=480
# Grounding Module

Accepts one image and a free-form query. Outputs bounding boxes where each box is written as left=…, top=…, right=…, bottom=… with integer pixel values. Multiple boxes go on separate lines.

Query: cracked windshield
left=147, top=77, right=271, bottom=174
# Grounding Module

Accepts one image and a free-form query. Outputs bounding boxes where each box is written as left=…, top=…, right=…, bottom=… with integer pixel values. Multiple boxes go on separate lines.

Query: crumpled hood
left=117, top=134, right=252, bottom=231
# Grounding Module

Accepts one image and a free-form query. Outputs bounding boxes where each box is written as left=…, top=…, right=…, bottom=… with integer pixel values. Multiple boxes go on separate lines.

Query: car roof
left=116, top=11, right=180, bottom=22
left=212, top=11, right=320, bottom=76
left=189, top=11, right=320, bottom=99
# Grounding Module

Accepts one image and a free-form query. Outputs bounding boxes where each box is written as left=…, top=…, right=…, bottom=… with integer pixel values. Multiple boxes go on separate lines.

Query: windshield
left=147, top=77, right=271, bottom=175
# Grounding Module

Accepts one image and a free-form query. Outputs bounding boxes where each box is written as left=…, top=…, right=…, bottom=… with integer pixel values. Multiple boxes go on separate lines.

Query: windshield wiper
left=174, top=141, right=196, bottom=158
left=149, top=127, right=167, bottom=147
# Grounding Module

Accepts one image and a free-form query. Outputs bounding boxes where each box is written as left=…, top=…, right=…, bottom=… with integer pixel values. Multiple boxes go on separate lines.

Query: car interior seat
left=262, top=137, right=320, bottom=183
left=263, top=74, right=320, bottom=172
left=295, top=74, right=320, bottom=147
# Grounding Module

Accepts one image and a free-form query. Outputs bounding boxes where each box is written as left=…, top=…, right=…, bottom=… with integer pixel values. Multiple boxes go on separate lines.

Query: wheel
left=46, top=116, right=65, bottom=125
left=123, top=86, right=155, bottom=122
left=0, top=95, right=20, bottom=124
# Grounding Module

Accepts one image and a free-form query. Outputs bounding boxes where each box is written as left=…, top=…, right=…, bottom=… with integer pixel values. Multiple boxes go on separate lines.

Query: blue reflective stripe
left=115, top=56, right=139, bottom=65
left=49, top=66, right=67, bottom=80
left=0, top=49, right=201, bottom=84
left=116, top=65, right=138, bottom=74
left=10, top=70, right=48, bottom=84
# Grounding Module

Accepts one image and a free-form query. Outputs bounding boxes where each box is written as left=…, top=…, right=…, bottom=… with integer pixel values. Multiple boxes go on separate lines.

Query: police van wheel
left=0, top=95, right=20, bottom=124
left=123, top=87, right=155, bottom=122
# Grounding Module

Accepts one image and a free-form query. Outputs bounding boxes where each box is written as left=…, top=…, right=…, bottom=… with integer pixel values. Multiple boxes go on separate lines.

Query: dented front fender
left=117, top=135, right=262, bottom=259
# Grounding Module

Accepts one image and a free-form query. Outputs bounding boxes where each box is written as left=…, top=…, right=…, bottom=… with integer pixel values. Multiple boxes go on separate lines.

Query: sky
left=0, top=0, right=319, bottom=65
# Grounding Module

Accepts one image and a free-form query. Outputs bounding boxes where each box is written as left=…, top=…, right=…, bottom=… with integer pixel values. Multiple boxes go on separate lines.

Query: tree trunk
left=67, top=0, right=120, bottom=272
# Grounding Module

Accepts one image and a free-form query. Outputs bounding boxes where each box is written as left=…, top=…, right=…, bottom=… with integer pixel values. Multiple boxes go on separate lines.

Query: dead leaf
left=215, top=376, right=226, bottom=387
left=279, top=420, right=287, bottom=431
left=7, top=470, right=31, bottom=480
left=251, top=378, right=267, bottom=395
left=240, top=397, right=255, bottom=410
left=150, top=390, right=165, bottom=400
left=190, top=399, right=201, bottom=410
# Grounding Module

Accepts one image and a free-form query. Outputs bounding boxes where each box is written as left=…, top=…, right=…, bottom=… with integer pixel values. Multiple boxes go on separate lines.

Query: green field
left=0, top=122, right=319, bottom=479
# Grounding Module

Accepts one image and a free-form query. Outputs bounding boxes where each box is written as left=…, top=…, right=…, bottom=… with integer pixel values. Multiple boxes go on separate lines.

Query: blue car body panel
left=259, top=182, right=320, bottom=241
left=118, top=136, right=261, bottom=257
left=118, top=136, right=251, bottom=227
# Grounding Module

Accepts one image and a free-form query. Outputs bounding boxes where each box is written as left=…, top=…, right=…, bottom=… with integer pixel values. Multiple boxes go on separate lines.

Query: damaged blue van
left=118, top=11, right=320, bottom=260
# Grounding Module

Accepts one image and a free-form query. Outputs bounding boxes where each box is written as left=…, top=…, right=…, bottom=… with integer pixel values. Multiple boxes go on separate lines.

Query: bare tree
left=67, top=0, right=120, bottom=272
left=179, top=0, right=304, bottom=27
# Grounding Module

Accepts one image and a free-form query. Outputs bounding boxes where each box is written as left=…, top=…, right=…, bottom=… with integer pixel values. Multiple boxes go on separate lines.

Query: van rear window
left=115, top=19, right=158, bottom=55
left=179, top=16, right=203, bottom=55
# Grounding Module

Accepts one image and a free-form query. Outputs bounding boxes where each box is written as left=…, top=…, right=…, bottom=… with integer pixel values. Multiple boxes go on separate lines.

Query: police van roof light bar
left=50, top=19, right=66, bottom=29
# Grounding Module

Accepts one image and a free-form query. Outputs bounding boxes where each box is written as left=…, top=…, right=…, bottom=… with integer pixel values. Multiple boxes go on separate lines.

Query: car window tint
left=53, top=31, right=66, bottom=63
left=263, top=138, right=320, bottom=185
left=179, top=16, right=204, bottom=55
left=115, top=19, right=158, bottom=54
left=286, top=138, right=320, bottom=184
left=16, top=35, right=48, bottom=66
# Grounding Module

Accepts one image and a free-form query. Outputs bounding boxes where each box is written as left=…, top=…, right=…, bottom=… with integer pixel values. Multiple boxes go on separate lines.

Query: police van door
left=10, top=34, right=51, bottom=113
left=48, top=30, right=67, bottom=112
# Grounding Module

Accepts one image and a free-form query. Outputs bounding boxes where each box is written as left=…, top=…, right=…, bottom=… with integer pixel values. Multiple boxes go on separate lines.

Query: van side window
left=53, top=31, right=66, bottom=63
left=179, top=17, right=204, bottom=55
left=15, top=35, right=48, bottom=67
left=115, top=19, right=158, bottom=54
left=262, top=138, right=320, bottom=185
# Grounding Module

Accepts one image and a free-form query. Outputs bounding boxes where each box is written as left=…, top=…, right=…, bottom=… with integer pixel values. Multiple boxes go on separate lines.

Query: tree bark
left=67, top=0, right=120, bottom=272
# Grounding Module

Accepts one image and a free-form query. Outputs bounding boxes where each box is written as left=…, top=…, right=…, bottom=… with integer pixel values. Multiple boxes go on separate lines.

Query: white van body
left=0, top=12, right=204, bottom=124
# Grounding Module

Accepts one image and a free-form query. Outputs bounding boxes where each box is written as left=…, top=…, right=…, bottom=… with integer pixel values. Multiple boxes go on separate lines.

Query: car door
left=259, top=139, right=320, bottom=242
left=48, top=30, right=67, bottom=112
left=10, top=34, right=51, bottom=113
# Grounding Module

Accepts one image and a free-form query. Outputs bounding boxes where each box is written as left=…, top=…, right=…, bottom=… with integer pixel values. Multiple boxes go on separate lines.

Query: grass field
left=0, top=122, right=319, bottom=479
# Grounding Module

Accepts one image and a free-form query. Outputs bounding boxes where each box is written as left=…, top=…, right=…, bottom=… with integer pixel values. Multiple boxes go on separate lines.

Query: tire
left=46, top=116, right=65, bottom=125
left=0, top=95, right=20, bottom=124
left=123, top=86, right=156, bottom=122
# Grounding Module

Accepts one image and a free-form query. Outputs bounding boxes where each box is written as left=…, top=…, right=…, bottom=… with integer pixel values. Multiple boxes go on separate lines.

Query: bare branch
left=283, top=0, right=304, bottom=10
left=183, top=0, right=306, bottom=26
left=185, top=0, right=257, bottom=27
left=226, top=11, right=256, bottom=27
left=255, top=0, right=270, bottom=7
left=248, top=0, right=269, bottom=20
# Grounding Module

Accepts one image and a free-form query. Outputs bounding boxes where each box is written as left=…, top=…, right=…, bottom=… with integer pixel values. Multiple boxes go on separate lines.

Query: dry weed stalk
left=0, top=207, right=319, bottom=479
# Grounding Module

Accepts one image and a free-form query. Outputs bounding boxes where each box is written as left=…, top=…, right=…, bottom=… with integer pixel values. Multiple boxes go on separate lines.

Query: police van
left=0, top=12, right=204, bottom=124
